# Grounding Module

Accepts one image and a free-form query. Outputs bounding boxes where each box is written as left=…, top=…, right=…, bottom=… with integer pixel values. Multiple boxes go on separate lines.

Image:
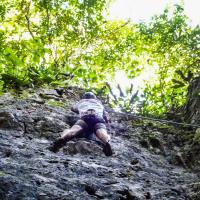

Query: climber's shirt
left=75, top=99, right=104, bottom=118
left=73, top=99, right=106, bottom=131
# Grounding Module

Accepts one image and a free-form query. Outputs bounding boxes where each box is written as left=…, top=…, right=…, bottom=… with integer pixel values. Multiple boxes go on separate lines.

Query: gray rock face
left=0, top=92, right=199, bottom=200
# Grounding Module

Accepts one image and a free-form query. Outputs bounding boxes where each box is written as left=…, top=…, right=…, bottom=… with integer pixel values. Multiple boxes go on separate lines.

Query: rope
left=111, top=111, right=200, bottom=128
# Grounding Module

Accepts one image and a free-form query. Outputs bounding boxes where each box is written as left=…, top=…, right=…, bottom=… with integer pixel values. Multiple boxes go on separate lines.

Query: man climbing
left=49, top=92, right=113, bottom=156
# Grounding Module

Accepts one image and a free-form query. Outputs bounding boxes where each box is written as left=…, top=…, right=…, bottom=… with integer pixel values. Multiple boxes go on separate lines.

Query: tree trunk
left=183, top=76, right=200, bottom=124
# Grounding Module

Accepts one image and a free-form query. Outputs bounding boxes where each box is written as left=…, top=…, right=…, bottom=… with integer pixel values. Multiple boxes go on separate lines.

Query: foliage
left=0, top=171, right=6, bottom=176
left=135, top=5, right=200, bottom=116
left=0, top=0, right=113, bottom=89
left=0, top=1, right=199, bottom=116
left=45, top=99, right=67, bottom=108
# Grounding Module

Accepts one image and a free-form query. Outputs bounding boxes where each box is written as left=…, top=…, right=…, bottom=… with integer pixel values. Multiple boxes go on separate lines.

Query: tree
left=132, top=5, right=200, bottom=116
left=182, top=76, right=200, bottom=124
left=0, top=1, right=199, bottom=119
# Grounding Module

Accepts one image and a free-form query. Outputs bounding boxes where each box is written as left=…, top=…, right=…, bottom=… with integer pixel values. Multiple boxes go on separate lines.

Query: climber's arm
left=103, top=110, right=110, bottom=123
left=71, top=104, right=79, bottom=114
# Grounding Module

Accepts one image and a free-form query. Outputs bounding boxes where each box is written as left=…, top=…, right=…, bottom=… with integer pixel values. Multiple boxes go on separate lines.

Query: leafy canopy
left=0, top=1, right=199, bottom=116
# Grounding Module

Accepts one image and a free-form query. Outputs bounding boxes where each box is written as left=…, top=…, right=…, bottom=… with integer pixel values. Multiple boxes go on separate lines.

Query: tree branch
left=25, top=15, right=35, bottom=39
left=106, top=82, right=118, bottom=103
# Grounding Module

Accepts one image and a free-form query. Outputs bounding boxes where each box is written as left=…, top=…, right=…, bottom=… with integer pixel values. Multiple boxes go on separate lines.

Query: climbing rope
left=111, top=111, right=200, bottom=128
left=132, top=114, right=200, bottom=128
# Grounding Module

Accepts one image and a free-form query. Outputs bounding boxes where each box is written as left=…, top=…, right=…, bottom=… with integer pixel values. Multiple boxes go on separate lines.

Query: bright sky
left=108, top=0, right=200, bottom=26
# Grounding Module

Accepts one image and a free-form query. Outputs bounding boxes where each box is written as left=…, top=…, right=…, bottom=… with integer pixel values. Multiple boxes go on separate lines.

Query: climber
left=49, top=92, right=113, bottom=156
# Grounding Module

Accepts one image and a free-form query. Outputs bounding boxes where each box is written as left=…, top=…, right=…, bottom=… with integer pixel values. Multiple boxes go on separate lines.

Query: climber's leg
left=95, top=123, right=112, bottom=156
left=49, top=120, right=87, bottom=153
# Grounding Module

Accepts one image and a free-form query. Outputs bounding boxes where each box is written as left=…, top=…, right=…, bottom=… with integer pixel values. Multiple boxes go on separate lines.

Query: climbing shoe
left=103, top=142, right=113, bottom=156
left=48, top=137, right=66, bottom=153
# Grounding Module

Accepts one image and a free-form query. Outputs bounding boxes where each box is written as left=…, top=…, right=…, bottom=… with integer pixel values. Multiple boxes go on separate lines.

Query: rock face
left=0, top=91, right=199, bottom=200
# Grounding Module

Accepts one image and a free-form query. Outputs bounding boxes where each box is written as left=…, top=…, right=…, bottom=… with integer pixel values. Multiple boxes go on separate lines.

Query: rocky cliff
left=0, top=89, right=199, bottom=200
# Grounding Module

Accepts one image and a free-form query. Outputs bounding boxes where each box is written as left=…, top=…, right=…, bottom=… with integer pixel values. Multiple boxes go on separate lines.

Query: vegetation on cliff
left=0, top=0, right=199, bottom=118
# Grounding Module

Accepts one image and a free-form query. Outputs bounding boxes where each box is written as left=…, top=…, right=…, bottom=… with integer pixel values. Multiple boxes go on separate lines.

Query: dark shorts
left=75, top=115, right=106, bottom=132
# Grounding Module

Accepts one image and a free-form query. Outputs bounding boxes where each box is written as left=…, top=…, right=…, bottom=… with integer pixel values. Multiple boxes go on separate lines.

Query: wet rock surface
left=0, top=91, right=199, bottom=200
